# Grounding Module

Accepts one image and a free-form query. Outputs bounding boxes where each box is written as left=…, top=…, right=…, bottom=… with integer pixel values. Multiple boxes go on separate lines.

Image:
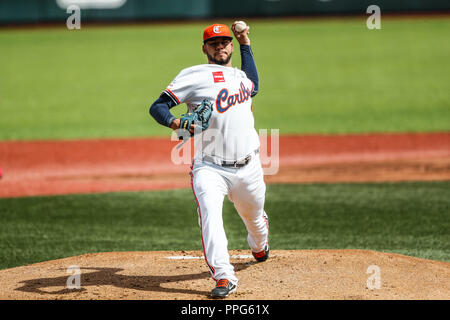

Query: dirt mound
left=0, top=250, right=448, bottom=300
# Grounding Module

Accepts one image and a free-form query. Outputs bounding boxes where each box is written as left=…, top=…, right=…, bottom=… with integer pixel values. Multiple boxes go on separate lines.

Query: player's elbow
left=149, top=101, right=158, bottom=118
left=149, top=101, right=165, bottom=126
left=149, top=97, right=176, bottom=128
left=251, top=81, right=259, bottom=97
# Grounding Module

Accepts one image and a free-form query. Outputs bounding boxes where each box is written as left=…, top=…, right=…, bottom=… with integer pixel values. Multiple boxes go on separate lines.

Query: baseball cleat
left=252, top=244, right=269, bottom=262
left=211, top=279, right=237, bottom=298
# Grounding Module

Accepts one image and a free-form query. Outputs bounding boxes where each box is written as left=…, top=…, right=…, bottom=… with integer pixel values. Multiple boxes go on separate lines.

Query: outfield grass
left=0, top=181, right=448, bottom=270
left=0, top=17, right=449, bottom=140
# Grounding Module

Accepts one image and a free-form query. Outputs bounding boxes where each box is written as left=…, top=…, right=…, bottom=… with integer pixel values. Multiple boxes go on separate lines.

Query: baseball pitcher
left=149, top=22, right=269, bottom=298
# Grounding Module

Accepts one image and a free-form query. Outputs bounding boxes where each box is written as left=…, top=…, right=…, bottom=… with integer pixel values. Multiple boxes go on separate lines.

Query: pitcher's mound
left=0, top=250, right=449, bottom=300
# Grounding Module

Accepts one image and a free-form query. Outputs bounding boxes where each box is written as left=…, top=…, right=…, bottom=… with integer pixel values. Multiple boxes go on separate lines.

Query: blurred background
left=1, top=0, right=450, bottom=24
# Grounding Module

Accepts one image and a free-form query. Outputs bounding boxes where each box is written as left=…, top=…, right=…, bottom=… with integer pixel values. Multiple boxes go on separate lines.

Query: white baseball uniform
left=164, top=64, right=269, bottom=286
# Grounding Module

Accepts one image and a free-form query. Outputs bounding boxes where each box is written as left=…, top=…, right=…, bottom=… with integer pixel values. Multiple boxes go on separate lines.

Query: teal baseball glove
left=179, top=99, right=213, bottom=139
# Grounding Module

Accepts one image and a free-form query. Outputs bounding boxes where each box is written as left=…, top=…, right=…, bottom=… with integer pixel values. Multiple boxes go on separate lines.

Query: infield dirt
left=0, top=250, right=449, bottom=300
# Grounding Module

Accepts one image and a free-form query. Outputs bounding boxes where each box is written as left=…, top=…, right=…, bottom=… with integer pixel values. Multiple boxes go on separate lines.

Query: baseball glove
left=178, top=99, right=213, bottom=139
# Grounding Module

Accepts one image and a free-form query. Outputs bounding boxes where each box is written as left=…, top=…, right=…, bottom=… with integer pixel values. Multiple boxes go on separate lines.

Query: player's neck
left=208, top=60, right=232, bottom=68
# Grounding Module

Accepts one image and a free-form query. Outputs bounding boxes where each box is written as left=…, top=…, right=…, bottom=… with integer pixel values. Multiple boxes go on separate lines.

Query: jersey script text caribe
left=215, top=82, right=252, bottom=113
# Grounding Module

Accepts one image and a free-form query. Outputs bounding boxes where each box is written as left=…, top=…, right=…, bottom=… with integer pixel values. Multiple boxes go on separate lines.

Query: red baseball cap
left=203, top=24, right=233, bottom=44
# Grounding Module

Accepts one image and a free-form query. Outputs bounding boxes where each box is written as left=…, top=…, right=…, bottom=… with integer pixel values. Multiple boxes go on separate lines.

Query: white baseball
left=235, top=21, right=248, bottom=33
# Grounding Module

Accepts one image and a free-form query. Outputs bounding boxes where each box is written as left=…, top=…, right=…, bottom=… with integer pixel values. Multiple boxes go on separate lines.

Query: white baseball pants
left=190, top=152, right=269, bottom=285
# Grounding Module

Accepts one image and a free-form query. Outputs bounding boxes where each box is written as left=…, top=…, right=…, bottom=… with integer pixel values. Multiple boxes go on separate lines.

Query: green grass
left=0, top=17, right=449, bottom=140
left=0, top=181, right=449, bottom=270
